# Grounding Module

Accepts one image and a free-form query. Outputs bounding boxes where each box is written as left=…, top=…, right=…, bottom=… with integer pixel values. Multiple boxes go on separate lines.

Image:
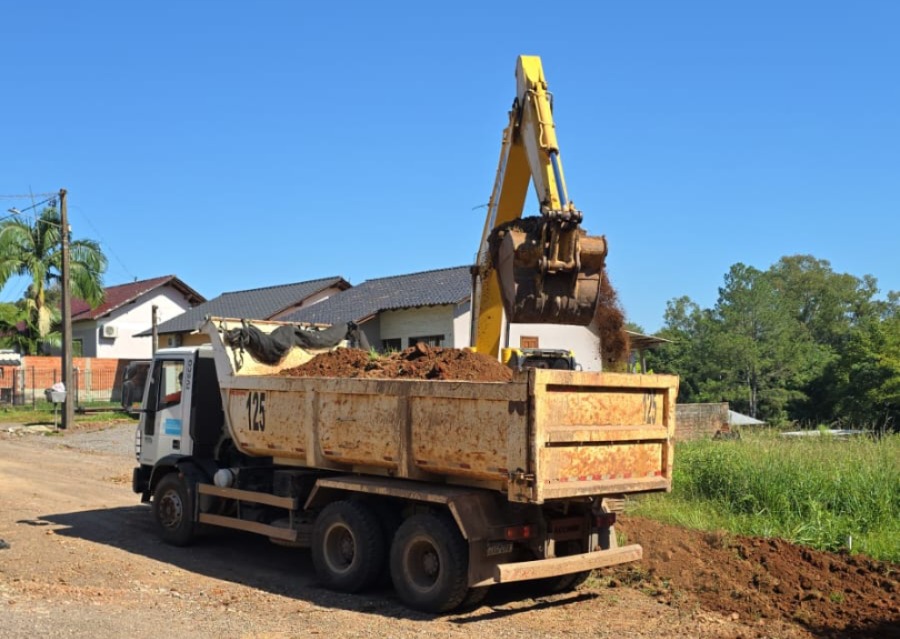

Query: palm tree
left=0, top=206, right=107, bottom=352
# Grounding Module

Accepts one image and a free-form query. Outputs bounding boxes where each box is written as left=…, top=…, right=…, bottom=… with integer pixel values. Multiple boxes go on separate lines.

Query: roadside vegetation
left=648, top=255, right=899, bottom=430
left=0, top=402, right=133, bottom=426
left=632, top=431, right=900, bottom=562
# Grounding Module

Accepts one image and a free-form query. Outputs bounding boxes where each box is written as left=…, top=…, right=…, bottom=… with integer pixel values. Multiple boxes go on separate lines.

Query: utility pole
left=151, top=305, right=159, bottom=355
left=59, top=188, right=74, bottom=430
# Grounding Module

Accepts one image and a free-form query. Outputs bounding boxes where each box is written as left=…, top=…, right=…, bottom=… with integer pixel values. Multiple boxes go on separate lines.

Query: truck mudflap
left=487, top=544, right=642, bottom=585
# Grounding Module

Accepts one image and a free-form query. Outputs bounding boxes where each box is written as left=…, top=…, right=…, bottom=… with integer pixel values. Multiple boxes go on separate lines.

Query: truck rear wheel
left=390, top=513, right=470, bottom=613
left=311, top=500, right=385, bottom=593
left=153, top=473, right=195, bottom=546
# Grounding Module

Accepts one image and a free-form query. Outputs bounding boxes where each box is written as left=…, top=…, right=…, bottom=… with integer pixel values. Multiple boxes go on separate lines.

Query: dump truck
left=132, top=317, right=677, bottom=612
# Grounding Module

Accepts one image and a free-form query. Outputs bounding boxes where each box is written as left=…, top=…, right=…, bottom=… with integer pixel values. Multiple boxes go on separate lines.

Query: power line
left=0, top=192, right=57, bottom=200
left=4, top=195, right=57, bottom=215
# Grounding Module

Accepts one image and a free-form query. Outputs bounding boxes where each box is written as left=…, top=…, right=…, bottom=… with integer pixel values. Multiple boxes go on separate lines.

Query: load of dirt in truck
left=280, top=342, right=514, bottom=381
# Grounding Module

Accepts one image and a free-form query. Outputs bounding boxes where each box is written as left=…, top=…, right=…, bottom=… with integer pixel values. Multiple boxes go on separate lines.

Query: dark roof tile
left=284, top=266, right=471, bottom=325
left=72, top=276, right=205, bottom=322
left=151, top=276, right=349, bottom=335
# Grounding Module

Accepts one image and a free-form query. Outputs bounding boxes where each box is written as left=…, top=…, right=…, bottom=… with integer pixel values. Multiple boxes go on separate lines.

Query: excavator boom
left=473, top=56, right=607, bottom=357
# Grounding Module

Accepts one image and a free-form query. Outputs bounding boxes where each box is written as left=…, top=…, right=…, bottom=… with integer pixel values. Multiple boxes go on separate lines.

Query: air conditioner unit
left=101, top=324, right=118, bottom=339
left=166, top=335, right=182, bottom=348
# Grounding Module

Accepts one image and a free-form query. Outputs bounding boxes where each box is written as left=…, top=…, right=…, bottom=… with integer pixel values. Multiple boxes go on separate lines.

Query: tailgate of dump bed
left=524, top=370, right=678, bottom=503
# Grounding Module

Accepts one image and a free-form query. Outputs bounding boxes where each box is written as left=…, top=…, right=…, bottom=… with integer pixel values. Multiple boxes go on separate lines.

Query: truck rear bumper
left=490, top=544, right=642, bottom=584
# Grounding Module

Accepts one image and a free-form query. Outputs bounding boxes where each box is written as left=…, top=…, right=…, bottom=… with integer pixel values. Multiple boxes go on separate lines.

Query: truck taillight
left=594, top=513, right=616, bottom=528
left=504, top=525, right=535, bottom=540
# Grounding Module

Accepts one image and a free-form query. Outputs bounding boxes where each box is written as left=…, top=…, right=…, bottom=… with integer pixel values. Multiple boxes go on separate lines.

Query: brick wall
left=1, top=356, right=141, bottom=404
left=675, top=402, right=730, bottom=441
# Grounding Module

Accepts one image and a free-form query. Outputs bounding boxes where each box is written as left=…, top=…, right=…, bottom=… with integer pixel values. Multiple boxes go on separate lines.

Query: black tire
left=311, top=500, right=386, bottom=593
left=390, top=513, right=470, bottom=613
left=152, top=472, right=196, bottom=547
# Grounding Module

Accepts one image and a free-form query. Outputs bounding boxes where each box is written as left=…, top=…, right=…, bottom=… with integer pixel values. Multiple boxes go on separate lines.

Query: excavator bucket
left=494, top=222, right=608, bottom=325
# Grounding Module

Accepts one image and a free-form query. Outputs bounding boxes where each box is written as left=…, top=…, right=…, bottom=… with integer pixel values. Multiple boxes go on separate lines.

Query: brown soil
left=616, top=516, right=900, bottom=639
left=281, top=343, right=514, bottom=382
left=2, top=429, right=898, bottom=637
left=594, top=269, right=630, bottom=366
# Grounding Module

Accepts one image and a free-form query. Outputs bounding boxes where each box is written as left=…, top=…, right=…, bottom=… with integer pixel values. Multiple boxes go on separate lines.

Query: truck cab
left=132, top=347, right=224, bottom=500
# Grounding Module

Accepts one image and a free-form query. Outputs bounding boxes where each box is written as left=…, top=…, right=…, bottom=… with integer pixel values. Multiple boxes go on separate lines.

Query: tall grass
left=632, top=432, right=900, bottom=562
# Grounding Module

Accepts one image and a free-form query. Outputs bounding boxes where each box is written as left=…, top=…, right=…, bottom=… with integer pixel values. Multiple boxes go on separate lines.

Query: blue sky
left=3, top=1, right=898, bottom=332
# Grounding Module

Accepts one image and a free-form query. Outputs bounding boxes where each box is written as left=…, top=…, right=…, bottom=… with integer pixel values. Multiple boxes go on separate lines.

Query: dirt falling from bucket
left=595, top=270, right=630, bottom=367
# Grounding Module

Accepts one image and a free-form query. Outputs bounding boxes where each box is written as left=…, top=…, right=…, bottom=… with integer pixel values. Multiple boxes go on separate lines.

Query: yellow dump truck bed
left=205, top=319, right=677, bottom=504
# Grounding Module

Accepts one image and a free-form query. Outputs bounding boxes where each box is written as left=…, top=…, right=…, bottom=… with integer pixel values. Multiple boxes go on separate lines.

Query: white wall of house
left=506, top=322, right=602, bottom=371
left=452, top=300, right=471, bottom=348
left=381, top=301, right=602, bottom=370
left=74, top=287, right=196, bottom=359
left=379, top=305, right=456, bottom=348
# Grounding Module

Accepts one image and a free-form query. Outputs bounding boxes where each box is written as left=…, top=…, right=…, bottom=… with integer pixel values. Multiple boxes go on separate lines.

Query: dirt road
left=0, top=424, right=895, bottom=638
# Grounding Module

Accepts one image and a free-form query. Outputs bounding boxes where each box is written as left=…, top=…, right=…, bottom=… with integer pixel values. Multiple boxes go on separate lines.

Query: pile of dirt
left=615, top=516, right=900, bottom=638
left=280, top=343, right=514, bottom=382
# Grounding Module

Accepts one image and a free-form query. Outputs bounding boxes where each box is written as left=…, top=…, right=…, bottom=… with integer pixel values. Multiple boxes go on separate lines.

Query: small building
left=283, top=267, right=472, bottom=351
left=70, top=275, right=205, bottom=359
left=147, top=276, right=351, bottom=348
left=285, top=266, right=638, bottom=372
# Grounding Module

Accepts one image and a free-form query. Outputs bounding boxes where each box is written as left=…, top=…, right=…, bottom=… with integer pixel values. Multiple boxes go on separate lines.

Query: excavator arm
left=472, top=56, right=608, bottom=358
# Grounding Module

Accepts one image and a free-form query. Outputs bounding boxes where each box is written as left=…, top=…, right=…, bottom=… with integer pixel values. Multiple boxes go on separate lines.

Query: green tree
left=831, top=294, right=900, bottom=429
left=768, top=255, right=888, bottom=423
left=651, top=296, right=720, bottom=403
left=0, top=206, right=106, bottom=353
left=709, top=264, right=820, bottom=421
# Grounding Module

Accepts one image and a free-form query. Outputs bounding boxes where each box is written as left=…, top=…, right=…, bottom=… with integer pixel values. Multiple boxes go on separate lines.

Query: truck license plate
left=486, top=541, right=514, bottom=556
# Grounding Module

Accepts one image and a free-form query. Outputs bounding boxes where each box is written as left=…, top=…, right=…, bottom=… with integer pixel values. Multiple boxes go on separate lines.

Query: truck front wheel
left=152, top=473, right=195, bottom=546
left=390, top=513, right=470, bottom=613
left=311, top=500, right=385, bottom=593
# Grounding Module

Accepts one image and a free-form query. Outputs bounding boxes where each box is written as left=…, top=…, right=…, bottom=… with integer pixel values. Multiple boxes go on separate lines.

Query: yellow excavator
left=471, top=55, right=608, bottom=360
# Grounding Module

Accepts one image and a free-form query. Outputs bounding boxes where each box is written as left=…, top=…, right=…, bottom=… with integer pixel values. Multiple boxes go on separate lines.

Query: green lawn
left=632, top=431, right=900, bottom=562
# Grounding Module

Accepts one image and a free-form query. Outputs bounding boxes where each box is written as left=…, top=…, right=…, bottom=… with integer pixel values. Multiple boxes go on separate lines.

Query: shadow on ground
left=38, top=505, right=597, bottom=621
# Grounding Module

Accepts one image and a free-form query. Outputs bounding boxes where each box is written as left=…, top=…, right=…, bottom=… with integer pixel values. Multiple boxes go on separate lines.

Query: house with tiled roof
left=284, top=266, right=607, bottom=370
left=146, top=276, right=351, bottom=347
left=71, top=275, right=205, bottom=359
left=283, top=267, right=472, bottom=352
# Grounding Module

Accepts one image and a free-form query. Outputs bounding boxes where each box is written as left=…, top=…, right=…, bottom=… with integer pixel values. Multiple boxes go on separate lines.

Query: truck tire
left=152, top=473, right=195, bottom=547
left=390, top=513, right=470, bottom=613
left=311, top=500, right=385, bottom=593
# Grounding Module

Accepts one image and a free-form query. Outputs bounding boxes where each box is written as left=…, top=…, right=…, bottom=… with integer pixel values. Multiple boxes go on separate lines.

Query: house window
left=520, top=336, right=539, bottom=349
left=409, top=334, right=445, bottom=348
left=73, top=339, right=84, bottom=357
left=381, top=338, right=402, bottom=353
